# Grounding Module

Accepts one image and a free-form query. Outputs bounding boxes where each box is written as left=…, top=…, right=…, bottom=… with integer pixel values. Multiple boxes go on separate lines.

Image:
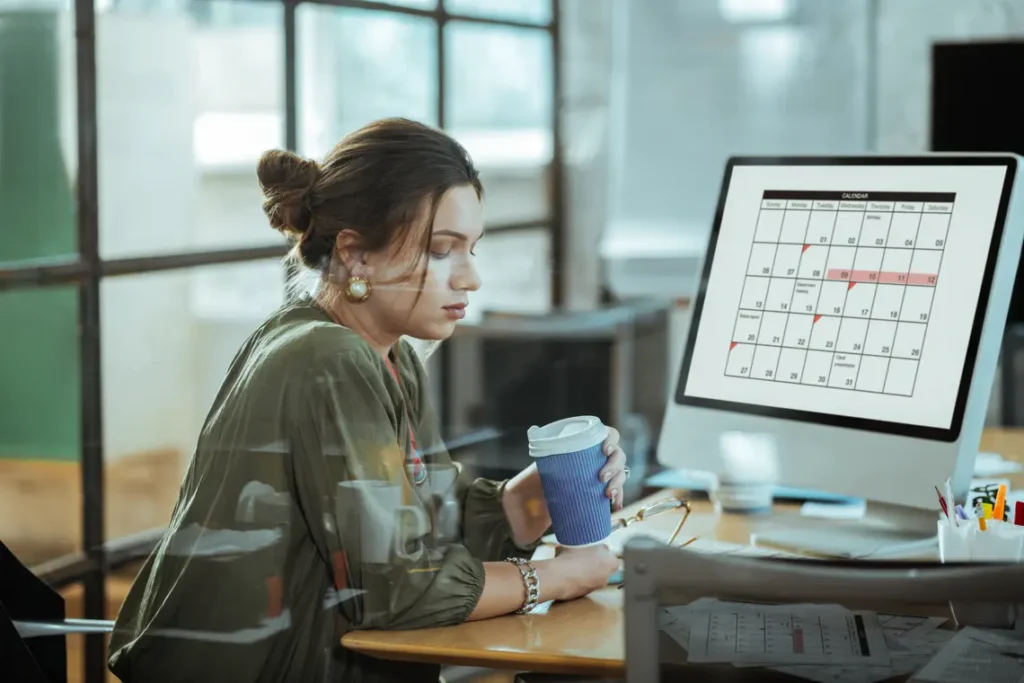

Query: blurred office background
left=2, top=0, right=1024, bottom=681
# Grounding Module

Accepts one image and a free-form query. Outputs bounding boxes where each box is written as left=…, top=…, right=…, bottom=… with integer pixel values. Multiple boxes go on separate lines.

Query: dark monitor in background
left=932, top=40, right=1024, bottom=324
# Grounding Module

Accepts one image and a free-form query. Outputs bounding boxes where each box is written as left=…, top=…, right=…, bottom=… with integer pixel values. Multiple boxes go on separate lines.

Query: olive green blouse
left=108, top=298, right=537, bottom=683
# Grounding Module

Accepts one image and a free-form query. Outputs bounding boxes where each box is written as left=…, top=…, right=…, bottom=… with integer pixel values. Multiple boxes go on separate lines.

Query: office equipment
left=622, top=535, right=1024, bottom=683
left=0, top=540, right=67, bottom=683
left=659, top=155, right=1024, bottom=558
left=438, top=301, right=671, bottom=499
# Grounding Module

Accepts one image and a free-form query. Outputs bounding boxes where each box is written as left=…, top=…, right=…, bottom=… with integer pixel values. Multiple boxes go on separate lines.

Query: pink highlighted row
left=825, top=269, right=937, bottom=286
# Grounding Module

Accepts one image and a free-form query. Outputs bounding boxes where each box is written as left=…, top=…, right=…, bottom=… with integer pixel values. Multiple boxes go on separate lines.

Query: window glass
left=0, top=286, right=81, bottom=565
left=98, top=1, right=286, bottom=257
left=297, top=5, right=438, bottom=159
left=0, top=9, right=78, bottom=263
left=101, top=260, right=285, bottom=542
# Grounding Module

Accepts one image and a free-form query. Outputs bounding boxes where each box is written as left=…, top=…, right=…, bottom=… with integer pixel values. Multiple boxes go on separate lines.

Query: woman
left=108, top=118, right=622, bottom=683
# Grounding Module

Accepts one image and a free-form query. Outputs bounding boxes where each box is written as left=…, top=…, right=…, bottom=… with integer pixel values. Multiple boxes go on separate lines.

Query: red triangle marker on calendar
left=848, top=281, right=857, bottom=290
left=802, top=244, right=811, bottom=253
left=813, top=314, right=822, bottom=323
left=729, top=341, right=738, bottom=350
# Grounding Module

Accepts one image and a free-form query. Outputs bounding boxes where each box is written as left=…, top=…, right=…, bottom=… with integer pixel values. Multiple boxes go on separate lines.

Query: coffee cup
left=528, top=416, right=611, bottom=547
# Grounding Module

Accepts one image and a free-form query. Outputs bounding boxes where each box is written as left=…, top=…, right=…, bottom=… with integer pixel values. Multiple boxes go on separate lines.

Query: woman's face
left=363, top=185, right=484, bottom=341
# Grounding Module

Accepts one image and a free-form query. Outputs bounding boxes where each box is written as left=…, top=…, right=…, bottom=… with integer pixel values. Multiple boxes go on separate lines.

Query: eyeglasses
left=611, top=496, right=692, bottom=546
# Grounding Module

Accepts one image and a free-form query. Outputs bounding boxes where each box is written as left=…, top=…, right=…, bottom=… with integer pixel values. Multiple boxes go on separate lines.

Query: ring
left=623, top=466, right=631, bottom=480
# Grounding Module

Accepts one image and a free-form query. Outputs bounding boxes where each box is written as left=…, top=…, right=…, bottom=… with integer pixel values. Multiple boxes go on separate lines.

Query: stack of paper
left=910, top=626, right=1024, bottom=683
left=658, top=598, right=954, bottom=683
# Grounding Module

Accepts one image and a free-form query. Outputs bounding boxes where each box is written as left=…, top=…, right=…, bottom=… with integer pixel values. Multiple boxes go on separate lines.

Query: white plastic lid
left=527, top=416, right=608, bottom=458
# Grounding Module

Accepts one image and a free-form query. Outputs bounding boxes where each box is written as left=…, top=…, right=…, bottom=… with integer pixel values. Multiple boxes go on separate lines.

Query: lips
left=443, top=303, right=467, bottom=320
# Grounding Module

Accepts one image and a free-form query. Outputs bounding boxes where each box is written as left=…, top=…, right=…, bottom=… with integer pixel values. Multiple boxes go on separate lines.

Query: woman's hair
left=256, top=118, right=483, bottom=286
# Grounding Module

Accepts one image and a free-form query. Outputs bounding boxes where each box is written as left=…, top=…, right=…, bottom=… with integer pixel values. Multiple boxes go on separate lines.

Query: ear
left=334, top=230, right=369, bottom=276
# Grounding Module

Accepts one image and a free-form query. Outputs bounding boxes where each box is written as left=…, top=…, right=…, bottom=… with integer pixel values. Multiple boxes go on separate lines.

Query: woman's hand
left=548, top=545, right=620, bottom=601
left=599, top=427, right=629, bottom=511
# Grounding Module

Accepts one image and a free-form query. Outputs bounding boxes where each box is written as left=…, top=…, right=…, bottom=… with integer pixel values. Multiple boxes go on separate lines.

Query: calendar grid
left=725, top=191, right=954, bottom=397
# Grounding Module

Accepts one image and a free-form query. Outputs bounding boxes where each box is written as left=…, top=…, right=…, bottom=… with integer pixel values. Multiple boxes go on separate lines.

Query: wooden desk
left=342, top=428, right=1024, bottom=676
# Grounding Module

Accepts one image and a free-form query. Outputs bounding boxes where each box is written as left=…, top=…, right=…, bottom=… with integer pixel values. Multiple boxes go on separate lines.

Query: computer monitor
left=658, top=155, right=1023, bottom=557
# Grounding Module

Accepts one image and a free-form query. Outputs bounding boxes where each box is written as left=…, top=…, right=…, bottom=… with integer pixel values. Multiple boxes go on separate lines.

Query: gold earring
left=344, top=275, right=371, bottom=303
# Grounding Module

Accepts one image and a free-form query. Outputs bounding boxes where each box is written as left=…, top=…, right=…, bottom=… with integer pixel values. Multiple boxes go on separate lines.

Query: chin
left=412, top=320, right=458, bottom=341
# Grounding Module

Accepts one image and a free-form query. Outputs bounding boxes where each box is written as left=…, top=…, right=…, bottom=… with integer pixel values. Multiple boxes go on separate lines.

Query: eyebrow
left=432, top=230, right=469, bottom=241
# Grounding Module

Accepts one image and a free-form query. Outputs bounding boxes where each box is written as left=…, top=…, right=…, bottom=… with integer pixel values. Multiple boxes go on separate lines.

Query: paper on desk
left=658, top=602, right=952, bottom=683
left=801, top=501, right=868, bottom=521
left=975, top=451, right=1024, bottom=477
left=768, top=617, right=952, bottom=683
left=910, top=626, right=1024, bottom=683
left=686, top=603, right=890, bottom=666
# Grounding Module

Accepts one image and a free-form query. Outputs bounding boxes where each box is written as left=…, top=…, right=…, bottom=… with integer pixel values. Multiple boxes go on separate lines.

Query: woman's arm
left=501, top=464, right=551, bottom=548
left=467, top=547, right=619, bottom=621
left=467, top=560, right=558, bottom=621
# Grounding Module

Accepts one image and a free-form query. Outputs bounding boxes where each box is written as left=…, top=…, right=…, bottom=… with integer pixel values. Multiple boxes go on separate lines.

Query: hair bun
left=257, top=149, right=321, bottom=237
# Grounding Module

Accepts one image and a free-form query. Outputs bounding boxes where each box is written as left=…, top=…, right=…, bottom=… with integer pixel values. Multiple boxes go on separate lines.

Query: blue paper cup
left=528, top=416, right=611, bottom=547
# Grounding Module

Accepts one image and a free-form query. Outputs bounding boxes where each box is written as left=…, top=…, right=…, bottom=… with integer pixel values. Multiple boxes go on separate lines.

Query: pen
left=978, top=516, right=988, bottom=531
left=994, top=484, right=1008, bottom=522
left=935, top=486, right=950, bottom=521
left=1015, top=501, right=1024, bottom=527
left=955, top=504, right=969, bottom=521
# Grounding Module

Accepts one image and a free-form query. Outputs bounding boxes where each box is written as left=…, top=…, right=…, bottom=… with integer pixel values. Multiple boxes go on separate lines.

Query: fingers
left=599, top=447, right=627, bottom=483
left=606, top=471, right=626, bottom=510
left=602, top=427, right=620, bottom=452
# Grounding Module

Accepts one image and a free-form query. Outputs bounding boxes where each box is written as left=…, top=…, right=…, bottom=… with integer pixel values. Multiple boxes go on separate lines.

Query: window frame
left=0, top=1, right=563, bottom=681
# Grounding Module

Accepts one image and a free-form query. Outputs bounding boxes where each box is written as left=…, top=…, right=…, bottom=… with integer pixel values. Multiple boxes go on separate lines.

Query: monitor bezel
left=674, top=155, right=1018, bottom=443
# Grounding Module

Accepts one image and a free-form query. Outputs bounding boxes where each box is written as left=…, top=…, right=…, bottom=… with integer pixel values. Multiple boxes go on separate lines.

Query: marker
left=994, top=484, right=1008, bottom=522
left=955, top=504, right=969, bottom=521
left=978, top=516, right=988, bottom=532
left=1015, top=501, right=1024, bottom=527
left=982, top=502, right=994, bottom=519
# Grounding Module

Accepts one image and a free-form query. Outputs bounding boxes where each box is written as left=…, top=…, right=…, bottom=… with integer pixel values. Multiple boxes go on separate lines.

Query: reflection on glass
left=100, top=260, right=286, bottom=542
left=608, top=0, right=869, bottom=246
left=446, top=0, right=551, bottom=25
left=0, top=287, right=81, bottom=565
left=98, top=0, right=285, bottom=257
left=297, top=6, right=437, bottom=159
left=445, top=22, right=552, bottom=224
left=470, top=227, right=551, bottom=316
left=385, top=0, right=437, bottom=8
left=0, top=10, right=77, bottom=263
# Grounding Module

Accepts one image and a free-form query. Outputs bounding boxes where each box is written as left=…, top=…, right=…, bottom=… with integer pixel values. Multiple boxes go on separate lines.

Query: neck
left=316, top=289, right=397, bottom=360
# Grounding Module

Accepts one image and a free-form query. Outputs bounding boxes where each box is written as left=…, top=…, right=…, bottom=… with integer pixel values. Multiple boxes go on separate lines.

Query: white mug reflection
left=336, top=480, right=429, bottom=563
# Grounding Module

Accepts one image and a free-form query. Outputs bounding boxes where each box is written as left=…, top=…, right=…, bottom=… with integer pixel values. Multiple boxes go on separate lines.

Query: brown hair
left=256, top=117, right=483, bottom=278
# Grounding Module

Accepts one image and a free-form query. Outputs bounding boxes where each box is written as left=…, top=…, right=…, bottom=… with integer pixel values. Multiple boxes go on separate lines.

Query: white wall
left=875, top=0, right=1024, bottom=152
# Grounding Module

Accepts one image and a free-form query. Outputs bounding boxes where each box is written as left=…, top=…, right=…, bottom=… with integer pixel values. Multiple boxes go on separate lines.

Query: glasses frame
left=612, top=496, right=693, bottom=546
left=0, top=2, right=563, bottom=682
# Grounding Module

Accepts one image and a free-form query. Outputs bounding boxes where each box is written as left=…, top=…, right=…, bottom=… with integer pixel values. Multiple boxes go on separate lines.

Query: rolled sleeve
left=461, top=477, right=542, bottom=562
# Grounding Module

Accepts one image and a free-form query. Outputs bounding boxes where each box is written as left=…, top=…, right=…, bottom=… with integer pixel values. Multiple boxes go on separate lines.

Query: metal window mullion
left=73, top=0, right=107, bottom=678
left=549, top=0, right=564, bottom=309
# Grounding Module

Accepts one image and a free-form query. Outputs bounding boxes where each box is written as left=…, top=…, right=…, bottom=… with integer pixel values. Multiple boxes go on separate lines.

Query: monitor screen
left=676, top=158, right=1015, bottom=439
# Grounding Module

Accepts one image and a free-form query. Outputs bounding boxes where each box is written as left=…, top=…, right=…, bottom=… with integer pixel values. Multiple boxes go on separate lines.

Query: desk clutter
left=657, top=597, right=1024, bottom=683
left=936, top=480, right=1024, bottom=562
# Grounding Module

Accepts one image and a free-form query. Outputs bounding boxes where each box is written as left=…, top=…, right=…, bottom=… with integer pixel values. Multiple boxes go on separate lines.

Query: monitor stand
left=751, top=501, right=939, bottom=560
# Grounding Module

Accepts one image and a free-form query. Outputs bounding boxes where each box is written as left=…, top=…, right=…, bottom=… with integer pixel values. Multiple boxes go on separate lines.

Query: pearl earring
left=344, top=275, right=371, bottom=303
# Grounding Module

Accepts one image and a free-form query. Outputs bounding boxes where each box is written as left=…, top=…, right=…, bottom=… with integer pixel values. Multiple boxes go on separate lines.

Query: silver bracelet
left=505, top=557, right=540, bottom=614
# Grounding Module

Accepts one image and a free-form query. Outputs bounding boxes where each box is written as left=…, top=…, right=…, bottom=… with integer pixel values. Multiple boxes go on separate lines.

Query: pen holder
left=937, top=518, right=1024, bottom=629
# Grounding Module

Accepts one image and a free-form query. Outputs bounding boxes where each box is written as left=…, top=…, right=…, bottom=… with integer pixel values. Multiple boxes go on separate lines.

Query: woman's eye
left=431, top=250, right=452, bottom=259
